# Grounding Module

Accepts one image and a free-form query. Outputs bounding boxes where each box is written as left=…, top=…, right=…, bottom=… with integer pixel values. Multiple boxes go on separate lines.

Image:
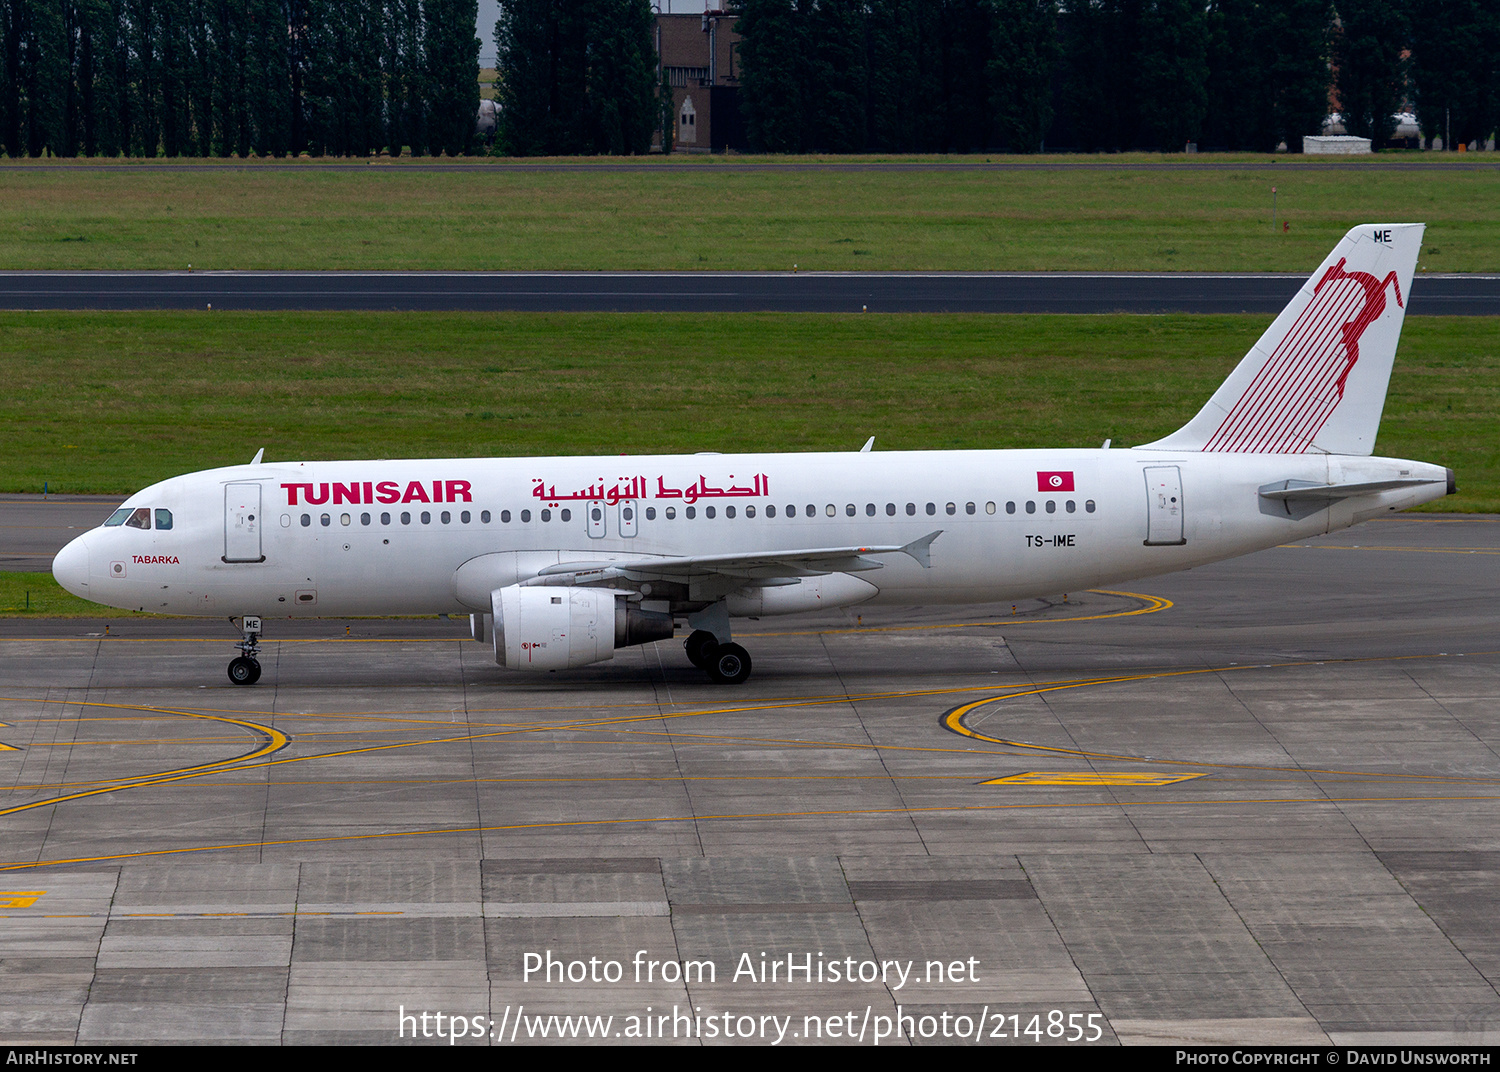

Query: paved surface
left=0, top=495, right=122, bottom=572
left=1, top=513, right=1497, bottom=1045
left=0, top=271, right=1495, bottom=315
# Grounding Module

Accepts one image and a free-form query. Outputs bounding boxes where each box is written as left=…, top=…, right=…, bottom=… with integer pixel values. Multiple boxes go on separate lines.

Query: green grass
left=3, top=310, right=1494, bottom=509
left=1, top=156, right=1497, bottom=271
left=0, top=571, right=145, bottom=617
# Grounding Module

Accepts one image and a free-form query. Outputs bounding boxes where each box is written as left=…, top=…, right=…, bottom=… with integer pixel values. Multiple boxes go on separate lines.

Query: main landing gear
left=684, top=629, right=752, bottom=685
left=228, top=615, right=263, bottom=686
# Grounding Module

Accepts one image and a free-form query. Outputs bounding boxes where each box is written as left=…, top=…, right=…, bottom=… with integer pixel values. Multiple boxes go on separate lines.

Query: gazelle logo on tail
left=1141, top=223, right=1424, bottom=457
left=1204, top=258, right=1404, bottom=453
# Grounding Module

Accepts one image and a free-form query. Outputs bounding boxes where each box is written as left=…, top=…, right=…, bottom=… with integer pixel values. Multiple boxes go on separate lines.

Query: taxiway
left=1, top=512, right=1497, bottom=1044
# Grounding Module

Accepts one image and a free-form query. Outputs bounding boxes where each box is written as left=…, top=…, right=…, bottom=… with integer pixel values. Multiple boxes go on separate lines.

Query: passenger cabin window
left=706, top=506, right=717, bottom=519
left=154, top=509, right=173, bottom=530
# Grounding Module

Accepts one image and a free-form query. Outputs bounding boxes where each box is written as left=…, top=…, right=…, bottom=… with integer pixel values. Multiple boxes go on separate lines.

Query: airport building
left=655, top=6, right=746, bottom=152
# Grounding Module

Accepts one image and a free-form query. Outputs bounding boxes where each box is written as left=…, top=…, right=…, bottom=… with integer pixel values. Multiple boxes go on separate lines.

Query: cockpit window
left=103, top=508, right=132, bottom=527
left=154, top=509, right=173, bottom=530
left=125, top=507, right=151, bottom=529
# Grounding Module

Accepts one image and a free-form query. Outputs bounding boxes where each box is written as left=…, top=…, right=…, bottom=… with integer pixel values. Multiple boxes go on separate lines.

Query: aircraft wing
left=531, top=530, right=942, bottom=585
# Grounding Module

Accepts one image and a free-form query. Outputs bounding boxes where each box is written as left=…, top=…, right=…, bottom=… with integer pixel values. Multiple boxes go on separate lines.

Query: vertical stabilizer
left=1140, top=223, right=1424, bottom=455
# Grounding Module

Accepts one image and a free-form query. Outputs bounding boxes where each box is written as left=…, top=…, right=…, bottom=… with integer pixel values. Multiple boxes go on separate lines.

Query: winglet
left=900, top=530, right=942, bottom=569
left=249, top=448, right=265, bottom=465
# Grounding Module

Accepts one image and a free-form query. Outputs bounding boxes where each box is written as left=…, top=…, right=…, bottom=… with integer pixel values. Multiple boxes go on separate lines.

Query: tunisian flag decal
left=1037, top=471, right=1075, bottom=492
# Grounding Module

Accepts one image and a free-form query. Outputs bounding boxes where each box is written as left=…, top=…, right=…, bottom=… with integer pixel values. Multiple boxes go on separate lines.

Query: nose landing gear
left=228, top=615, right=263, bottom=685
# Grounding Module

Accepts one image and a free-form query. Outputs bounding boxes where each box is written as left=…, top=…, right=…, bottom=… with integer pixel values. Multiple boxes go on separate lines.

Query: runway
left=1, top=270, right=1497, bottom=314
left=2, top=511, right=1497, bottom=1045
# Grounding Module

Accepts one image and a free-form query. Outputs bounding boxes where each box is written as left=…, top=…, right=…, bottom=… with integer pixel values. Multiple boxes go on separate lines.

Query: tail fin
left=1141, top=223, right=1424, bottom=455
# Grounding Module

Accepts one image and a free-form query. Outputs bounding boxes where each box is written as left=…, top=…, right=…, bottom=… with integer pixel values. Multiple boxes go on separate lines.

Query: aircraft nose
left=53, top=535, right=90, bottom=597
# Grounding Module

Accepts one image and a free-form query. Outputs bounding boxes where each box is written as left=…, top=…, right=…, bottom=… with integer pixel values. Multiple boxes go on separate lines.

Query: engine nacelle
left=490, top=586, right=674, bottom=670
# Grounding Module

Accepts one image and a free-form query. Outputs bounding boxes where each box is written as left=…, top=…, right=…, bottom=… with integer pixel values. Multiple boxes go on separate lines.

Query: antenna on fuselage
left=860, top=436, right=875, bottom=453
left=249, top=448, right=265, bottom=465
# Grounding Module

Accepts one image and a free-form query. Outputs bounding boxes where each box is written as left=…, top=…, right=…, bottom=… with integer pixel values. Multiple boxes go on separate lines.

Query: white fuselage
left=53, top=447, right=1450, bottom=619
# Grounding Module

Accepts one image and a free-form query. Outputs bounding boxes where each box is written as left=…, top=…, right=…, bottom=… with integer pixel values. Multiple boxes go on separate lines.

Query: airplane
left=51, top=223, right=1452, bottom=686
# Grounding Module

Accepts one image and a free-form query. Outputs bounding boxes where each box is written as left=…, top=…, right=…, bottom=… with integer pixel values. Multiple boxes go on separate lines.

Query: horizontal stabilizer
left=1258, top=477, right=1443, bottom=502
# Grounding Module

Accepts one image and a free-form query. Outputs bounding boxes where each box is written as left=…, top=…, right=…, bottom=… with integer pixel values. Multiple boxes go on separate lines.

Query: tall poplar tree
left=864, top=0, right=932, bottom=152
left=584, top=0, right=654, bottom=154
left=1136, top=0, right=1207, bottom=149
left=1407, top=0, right=1499, bottom=148
left=423, top=0, right=479, bottom=156
left=989, top=0, right=1058, bottom=153
left=736, top=0, right=806, bottom=152
left=1203, top=0, right=1332, bottom=152
left=496, top=0, right=654, bottom=155
left=1332, top=0, right=1408, bottom=146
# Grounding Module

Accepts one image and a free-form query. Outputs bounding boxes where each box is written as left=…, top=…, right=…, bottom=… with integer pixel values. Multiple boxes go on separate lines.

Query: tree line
left=735, top=0, right=1500, bottom=153
left=492, top=0, right=659, bottom=156
left=0, top=0, right=480, bottom=158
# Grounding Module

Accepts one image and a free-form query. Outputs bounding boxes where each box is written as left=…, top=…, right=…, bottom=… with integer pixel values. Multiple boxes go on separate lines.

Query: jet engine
left=489, top=585, right=674, bottom=670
